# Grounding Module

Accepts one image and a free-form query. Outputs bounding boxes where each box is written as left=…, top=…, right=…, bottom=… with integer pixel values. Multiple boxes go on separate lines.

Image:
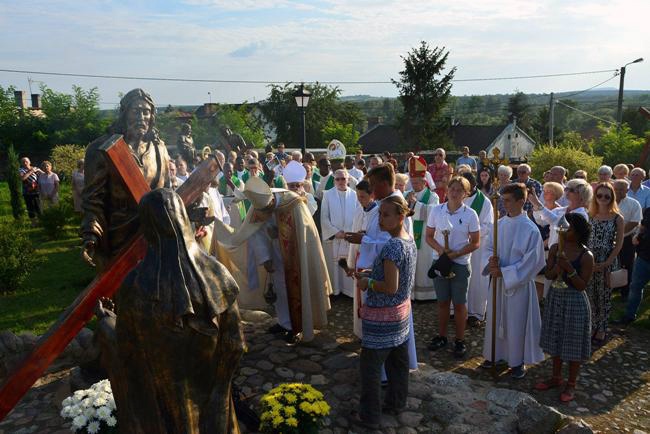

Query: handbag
left=427, top=252, right=454, bottom=279
left=608, top=268, right=627, bottom=289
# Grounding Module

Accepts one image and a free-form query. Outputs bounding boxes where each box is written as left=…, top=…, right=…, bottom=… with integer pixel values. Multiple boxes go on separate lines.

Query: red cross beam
left=0, top=135, right=219, bottom=420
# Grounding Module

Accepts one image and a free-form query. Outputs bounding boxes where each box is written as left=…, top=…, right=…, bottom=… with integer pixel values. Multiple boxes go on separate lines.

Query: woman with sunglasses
left=585, top=182, right=625, bottom=345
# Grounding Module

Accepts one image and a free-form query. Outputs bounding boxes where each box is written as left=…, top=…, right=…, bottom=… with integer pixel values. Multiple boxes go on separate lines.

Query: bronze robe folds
left=96, top=189, right=245, bottom=434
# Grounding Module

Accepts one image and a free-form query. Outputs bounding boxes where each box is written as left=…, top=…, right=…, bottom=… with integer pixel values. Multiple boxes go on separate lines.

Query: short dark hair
left=367, top=163, right=395, bottom=187
left=356, top=179, right=371, bottom=194
left=566, top=213, right=591, bottom=246
left=501, top=182, right=527, bottom=201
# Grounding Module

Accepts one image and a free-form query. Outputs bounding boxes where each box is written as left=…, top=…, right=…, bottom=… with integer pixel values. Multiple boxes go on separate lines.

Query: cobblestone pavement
left=0, top=295, right=648, bottom=433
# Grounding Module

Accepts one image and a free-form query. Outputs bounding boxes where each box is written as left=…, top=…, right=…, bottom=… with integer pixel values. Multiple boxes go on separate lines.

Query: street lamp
left=294, top=83, right=311, bottom=155
left=616, top=57, right=644, bottom=130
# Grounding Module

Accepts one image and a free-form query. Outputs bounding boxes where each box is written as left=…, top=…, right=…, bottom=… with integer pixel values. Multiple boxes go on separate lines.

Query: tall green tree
left=321, top=120, right=360, bottom=151
left=5, top=144, right=25, bottom=219
left=260, top=83, right=364, bottom=148
left=505, top=91, right=532, bottom=132
left=392, top=41, right=456, bottom=152
left=592, top=124, right=644, bottom=167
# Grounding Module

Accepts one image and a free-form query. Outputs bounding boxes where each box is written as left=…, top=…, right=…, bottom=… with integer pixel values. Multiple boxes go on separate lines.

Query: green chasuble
left=469, top=190, right=485, bottom=216
left=412, top=188, right=431, bottom=249
left=218, top=176, right=246, bottom=221
left=324, top=175, right=334, bottom=191
left=312, top=172, right=321, bottom=183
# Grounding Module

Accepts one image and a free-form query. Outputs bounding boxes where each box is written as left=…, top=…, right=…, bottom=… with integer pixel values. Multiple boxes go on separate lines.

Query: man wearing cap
left=284, top=161, right=317, bottom=215
left=213, top=177, right=332, bottom=343
left=405, top=156, right=440, bottom=300
left=316, top=140, right=358, bottom=199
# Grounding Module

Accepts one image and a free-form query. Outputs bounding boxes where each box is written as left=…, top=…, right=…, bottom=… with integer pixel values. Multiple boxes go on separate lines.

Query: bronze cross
left=0, top=135, right=219, bottom=420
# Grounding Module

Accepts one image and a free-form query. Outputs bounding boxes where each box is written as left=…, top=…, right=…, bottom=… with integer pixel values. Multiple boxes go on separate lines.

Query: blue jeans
left=625, top=256, right=650, bottom=320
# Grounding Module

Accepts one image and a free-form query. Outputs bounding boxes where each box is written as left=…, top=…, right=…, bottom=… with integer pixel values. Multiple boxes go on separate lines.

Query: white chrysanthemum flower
left=107, top=398, right=116, bottom=410
left=87, top=420, right=101, bottom=434
left=71, top=405, right=83, bottom=416
left=59, top=406, right=70, bottom=418
left=73, top=390, right=86, bottom=400
left=82, top=397, right=93, bottom=408
left=72, top=415, right=88, bottom=428
left=62, top=397, right=74, bottom=407
left=83, top=406, right=96, bottom=418
left=93, top=396, right=107, bottom=407
left=96, top=406, right=112, bottom=420
left=106, top=415, right=117, bottom=427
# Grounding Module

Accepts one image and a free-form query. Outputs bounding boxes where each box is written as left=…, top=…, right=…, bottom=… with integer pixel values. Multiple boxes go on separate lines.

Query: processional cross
left=0, top=135, right=219, bottom=419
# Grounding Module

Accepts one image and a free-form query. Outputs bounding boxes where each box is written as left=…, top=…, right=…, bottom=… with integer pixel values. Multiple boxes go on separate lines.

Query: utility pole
left=548, top=92, right=554, bottom=146
left=616, top=67, right=626, bottom=131
left=616, top=57, right=644, bottom=131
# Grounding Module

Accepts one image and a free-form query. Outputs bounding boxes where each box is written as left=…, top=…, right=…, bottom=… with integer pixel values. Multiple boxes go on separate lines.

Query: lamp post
left=294, top=83, right=311, bottom=155
left=616, top=57, right=644, bottom=130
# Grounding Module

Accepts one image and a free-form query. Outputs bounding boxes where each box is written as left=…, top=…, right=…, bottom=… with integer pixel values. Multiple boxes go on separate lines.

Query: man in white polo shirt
left=425, top=176, right=480, bottom=358
left=614, top=179, right=642, bottom=300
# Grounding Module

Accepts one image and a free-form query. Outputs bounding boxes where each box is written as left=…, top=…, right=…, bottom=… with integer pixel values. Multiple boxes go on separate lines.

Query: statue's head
left=221, top=125, right=232, bottom=136
left=109, top=89, right=157, bottom=140
left=181, top=123, right=192, bottom=135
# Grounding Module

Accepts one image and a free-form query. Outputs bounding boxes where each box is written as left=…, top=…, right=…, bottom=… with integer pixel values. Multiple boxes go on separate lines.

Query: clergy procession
left=157, top=126, right=646, bottom=428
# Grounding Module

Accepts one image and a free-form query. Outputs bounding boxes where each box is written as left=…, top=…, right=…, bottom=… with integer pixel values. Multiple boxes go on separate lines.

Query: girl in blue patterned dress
left=351, top=195, right=417, bottom=430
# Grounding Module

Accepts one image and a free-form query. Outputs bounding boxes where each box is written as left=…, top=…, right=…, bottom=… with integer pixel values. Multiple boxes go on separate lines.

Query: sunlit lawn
left=0, top=182, right=95, bottom=334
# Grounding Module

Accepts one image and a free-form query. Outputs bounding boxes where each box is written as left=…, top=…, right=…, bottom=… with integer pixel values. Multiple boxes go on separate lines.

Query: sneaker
left=479, top=359, right=495, bottom=369
left=453, top=340, right=467, bottom=358
left=428, top=336, right=448, bottom=351
left=510, top=365, right=526, bottom=379
left=285, top=332, right=302, bottom=344
left=467, top=316, right=481, bottom=328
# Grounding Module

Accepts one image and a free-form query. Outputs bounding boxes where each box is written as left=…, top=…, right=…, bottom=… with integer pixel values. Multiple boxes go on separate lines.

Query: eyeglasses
left=287, top=182, right=303, bottom=189
left=435, top=154, right=443, bottom=157
left=574, top=175, right=585, bottom=179
left=334, top=177, right=347, bottom=181
left=565, top=187, right=576, bottom=193
left=596, top=193, right=612, bottom=200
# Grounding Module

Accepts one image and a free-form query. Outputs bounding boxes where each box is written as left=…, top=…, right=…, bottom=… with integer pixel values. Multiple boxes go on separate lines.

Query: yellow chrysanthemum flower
left=284, top=393, right=297, bottom=404
left=272, top=415, right=284, bottom=427
left=286, top=417, right=299, bottom=427
left=284, top=406, right=296, bottom=416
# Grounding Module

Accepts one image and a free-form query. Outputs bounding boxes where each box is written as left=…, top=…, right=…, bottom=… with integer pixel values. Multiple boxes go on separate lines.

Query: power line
left=556, top=73, right=619, bottom=100
left=0, top=67, right=619, bottom=85
left=555, top=100, right=616, bottom=125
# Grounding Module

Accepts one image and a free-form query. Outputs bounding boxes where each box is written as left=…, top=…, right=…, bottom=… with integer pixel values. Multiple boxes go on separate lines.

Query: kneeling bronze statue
left=95, top=188, right=245, bottom=434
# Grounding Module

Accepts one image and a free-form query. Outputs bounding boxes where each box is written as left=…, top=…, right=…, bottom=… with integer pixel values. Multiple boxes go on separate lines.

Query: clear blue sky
left=1, top=0, right=648, bottom=107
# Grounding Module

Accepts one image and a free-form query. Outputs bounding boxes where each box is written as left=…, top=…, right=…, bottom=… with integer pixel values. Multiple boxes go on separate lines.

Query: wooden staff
left=485, top=148, right=506, bottom=379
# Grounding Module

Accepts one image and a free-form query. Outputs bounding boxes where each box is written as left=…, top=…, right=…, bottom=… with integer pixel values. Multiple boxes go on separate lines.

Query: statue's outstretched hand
left=95, top=297, right=116, bottom=319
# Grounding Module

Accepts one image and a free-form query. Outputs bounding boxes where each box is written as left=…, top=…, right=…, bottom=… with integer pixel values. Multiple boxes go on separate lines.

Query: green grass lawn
left=0, top=182, right=95, bottom=334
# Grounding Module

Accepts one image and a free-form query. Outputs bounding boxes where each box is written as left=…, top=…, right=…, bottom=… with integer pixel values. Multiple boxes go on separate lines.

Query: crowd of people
left=18, top=134, right=650, bottom=429
left=159, top=139, right=649, bottom=428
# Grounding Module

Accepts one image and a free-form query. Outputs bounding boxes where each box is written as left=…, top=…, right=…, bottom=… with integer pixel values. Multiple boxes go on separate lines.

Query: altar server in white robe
left=345, top=163, right=417, bottom=374
left=483, top=183, right=546, bottom=378
left=321, top=169, right=359, bottom=296
left=405, top=156, right=439, bottom=300
left=461, top=172, right=494, bottom=325
left=346, top=180, right=377, bottom=338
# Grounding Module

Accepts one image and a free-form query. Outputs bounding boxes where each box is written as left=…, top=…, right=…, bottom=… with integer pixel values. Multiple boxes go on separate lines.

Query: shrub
left=529, top=143, right=603, bottom=182
left=0, top=222, right=37, bottom=293
left=51, top=144, right=86, bottom=180
left=5, top=144, right=25, bottom=219
left=40, top=201, right=72, bottom=239
left=592, top=124, right=645, bottom=168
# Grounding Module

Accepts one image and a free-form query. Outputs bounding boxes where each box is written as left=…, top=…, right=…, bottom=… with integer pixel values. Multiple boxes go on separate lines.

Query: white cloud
left=0, top=0, right=648, bottom=104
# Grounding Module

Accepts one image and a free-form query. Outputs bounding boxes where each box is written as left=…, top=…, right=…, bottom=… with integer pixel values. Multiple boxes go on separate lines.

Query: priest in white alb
left=461, top=172, right=494, bottom=326
left=321, top=168, right=359, bottom=297
left=405, top=156, right=439, bottom=300
left=482, top=183, right=545, bottom=378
